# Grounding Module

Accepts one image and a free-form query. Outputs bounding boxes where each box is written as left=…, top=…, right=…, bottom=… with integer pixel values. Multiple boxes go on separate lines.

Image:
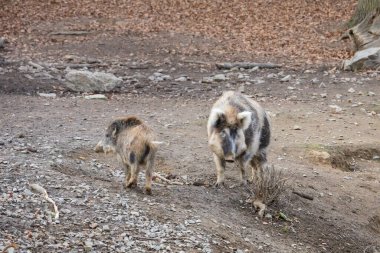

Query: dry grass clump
left=251, top=165, right=288, bottom=217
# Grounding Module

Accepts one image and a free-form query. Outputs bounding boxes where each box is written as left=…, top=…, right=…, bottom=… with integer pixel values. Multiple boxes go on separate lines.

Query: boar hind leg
left=213, top=154, right=226, bottom=187
left=144, top=154, right=155, bottom=195
left=123, top=163, right=131, bottom=187
left=125, top=152, right=140, bottom=189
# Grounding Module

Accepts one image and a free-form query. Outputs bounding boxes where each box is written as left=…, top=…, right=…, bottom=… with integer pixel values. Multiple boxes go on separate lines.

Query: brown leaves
left=0, top=0, right=358, bottom=65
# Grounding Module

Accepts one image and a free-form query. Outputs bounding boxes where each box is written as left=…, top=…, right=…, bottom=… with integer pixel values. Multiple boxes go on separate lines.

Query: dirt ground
left=1, top=3, right=380, bottom=253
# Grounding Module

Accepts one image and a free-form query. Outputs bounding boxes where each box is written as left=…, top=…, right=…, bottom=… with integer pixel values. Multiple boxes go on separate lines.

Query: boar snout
left=94, top=140, right=104, bottom=153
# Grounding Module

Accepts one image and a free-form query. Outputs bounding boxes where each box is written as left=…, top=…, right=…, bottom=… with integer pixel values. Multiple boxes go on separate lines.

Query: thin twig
left=292, top=191, right=314, bottom=201
left=154, top=173, right=184, bottom=185
left=49, top=31, right=92, bottom=36
left=29, top=183, right=59, bottom=220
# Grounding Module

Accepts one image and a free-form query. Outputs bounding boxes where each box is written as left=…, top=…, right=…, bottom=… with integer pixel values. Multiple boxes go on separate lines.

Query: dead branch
left=182, top=60, right=211, bottom=65
left=292, top=190, right=314, bottom=201
left=54, top=63, right=109, bottom=69
left=1, top=243, right=17, bottom=253
left=49, top=31, right=92, bottom=36
left=29, top=183, right=59, bottom=221
left=154, top=173, right=184, bottom=185
left=216, top=62, right=282, bottom=70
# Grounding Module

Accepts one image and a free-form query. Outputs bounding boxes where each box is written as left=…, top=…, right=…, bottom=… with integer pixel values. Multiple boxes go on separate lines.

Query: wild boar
left=95, top=116, right=157, bottom=195
left=207, top=91, right=271, bottom=186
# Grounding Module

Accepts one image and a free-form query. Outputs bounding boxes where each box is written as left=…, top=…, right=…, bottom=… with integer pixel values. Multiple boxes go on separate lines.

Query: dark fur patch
left=214, top=114, right=226, bottom=130
left=107, top=116, right=143, bottom=145
left=259, top=115, right=270, bottom=150
left=222, top=136, right=232, bottom=156
left=129, top=152, right=136, bottom=164
left=140, top=145, right=151, bottom=163
left=244, top=121, right=254, bottom=147
left=230, top=127, right=237, bottom=139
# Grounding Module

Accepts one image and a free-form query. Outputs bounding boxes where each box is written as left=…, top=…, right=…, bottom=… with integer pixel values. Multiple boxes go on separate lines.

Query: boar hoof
left=145, top=188, right=152, bottom=195
left=240, top=180, right=248, bottom=186
left=214, top=181, right=225, bottom=188
left=124, top=181, right=137, bottom=189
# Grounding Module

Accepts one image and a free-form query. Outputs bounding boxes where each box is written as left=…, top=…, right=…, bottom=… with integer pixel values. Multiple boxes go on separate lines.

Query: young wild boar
left=207, top=91, right=271, bottom=186
left=95, top=116, right=157, bottom=195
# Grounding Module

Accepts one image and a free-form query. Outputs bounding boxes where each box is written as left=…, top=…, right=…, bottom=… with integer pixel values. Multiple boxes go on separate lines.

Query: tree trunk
left=347, top=0, right=380, bottom=28
left=343, top=1, right=380, bottom=71
left=349, top=7, right=380, bottom=50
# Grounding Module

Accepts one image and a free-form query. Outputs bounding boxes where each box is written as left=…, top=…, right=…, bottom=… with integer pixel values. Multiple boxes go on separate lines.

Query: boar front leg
left=238, top=157, right=251, bottom=186
left=213, top=154, right=226, bottom=187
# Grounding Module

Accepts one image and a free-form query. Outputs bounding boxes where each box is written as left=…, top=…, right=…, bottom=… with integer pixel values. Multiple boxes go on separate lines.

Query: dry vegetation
left=1, top=0, right=357, bottom=64
left=251, top=165, right=288, bottom=217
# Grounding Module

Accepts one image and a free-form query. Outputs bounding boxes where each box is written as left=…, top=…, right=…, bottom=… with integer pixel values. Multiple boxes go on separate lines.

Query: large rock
left=64, top=70, right=122, bottom=92
left=343, top=47, right=380, bottom=71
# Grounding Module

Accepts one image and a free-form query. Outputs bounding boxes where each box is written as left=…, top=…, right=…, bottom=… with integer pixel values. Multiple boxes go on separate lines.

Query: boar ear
left=209, top=109, right=226, bottom=129
left=109, top=121, right=120, bottom=138
left=237, top=111, right=252, bottom=130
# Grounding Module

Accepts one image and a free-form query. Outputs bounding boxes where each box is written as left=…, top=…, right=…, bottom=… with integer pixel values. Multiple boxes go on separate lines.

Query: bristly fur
left=207, top=91, right=271, bottom=186
left=97, top=116, right=157, bottom=195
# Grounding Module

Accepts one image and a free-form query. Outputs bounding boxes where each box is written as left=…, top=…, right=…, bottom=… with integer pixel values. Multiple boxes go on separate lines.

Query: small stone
left=84, top=240, right=93, bottom=252
left=311, top=78, right=319, bottom=84
left=329, top=105, right=343, bottom=113
left=264, top=213, right=272, bottom=219
left=65, top=70, right=122, bottom=92
left=213, top=74, right=227, bottom=82
left=368, top=91, right=376, bottom=96
left=308, top=150, right=331, bottom=164
left=320, top=93, right=327, bottom=98
left=175, top=76, right=187, bottom=82
left=17, top=133, right=25, bottom=138
left=38, top=93, right=57, bottom=98
left=293, top=125, right=301, bottom=130
left=336, top=94, right=343, bottom=99
left=348, top=88, right=355, bottom=93
left=102, top=225, right=110, bottom=232
left=201, top=77, right=214, bottom=83
left=84, top=94, right=107, bottom=100
left=280, top=75, right=291, bottom=82
left=89, top=223, right=98, bottom=229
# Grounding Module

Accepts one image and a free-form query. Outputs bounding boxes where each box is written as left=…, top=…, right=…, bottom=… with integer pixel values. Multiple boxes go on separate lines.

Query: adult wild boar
left=95, top=116, right=157, bottom=195
left=207, top=91, right=271, bottom=186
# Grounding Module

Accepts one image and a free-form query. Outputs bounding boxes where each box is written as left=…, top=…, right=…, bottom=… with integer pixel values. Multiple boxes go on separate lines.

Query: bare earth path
left=0, top=1, right=380, bottom=251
